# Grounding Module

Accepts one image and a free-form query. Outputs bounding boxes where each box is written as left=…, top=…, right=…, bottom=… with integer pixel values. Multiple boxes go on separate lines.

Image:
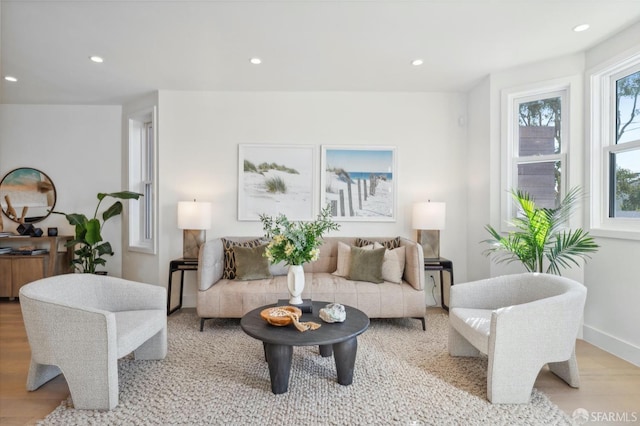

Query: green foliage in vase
left=53, top=191, right=142, bottom=273
left=483, top=187, right=599, bottom=275
left=260, top=206, right=340, bottom=266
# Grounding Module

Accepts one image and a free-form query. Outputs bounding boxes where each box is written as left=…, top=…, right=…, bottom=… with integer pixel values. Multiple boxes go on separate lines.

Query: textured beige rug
left=39, top=310, right=572, bottom=425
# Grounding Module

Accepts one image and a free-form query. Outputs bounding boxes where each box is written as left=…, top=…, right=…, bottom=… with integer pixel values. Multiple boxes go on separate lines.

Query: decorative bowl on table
left=260, top=306, right=303, bottom=326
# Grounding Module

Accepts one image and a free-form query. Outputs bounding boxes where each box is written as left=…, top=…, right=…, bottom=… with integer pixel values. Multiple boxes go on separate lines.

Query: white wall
left=157, top=91, right=469, bottom=307
left=582, top=22, right=640, bottom=366
left=0, top=104, right=123, bottom=275
left=466, top=76, right=492, bottom=281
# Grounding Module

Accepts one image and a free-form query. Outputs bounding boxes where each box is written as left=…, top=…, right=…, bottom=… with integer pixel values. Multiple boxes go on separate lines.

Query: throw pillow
left=233, top=244, right=272, bottom=280
left=348, top=246, right=385, bottom=283
left=355, top=236, right=401, bottom=250
left=374, top=242, right=406, bottom=284
left=221, top=238, right=264, bottom=279
left=333, top=242, right=373, bottom=277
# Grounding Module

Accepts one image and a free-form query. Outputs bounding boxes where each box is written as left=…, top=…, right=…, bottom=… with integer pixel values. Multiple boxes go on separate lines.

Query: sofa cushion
left=374, top=243, right=406, bottom=284
left=221, top=238, right=264, bottom=279
left=356, top=236, right=401, bottom=250
left=349, top=246, right=385, bottom=283
left=333, top=242, right=373, bottom=278
left=233, top=244, right=272, bottom=281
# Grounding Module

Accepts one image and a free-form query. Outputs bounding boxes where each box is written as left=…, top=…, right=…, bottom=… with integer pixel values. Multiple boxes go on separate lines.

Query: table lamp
left=412, top=201, right=446, bottom=259
left=177, top=200, right=212, bottom=259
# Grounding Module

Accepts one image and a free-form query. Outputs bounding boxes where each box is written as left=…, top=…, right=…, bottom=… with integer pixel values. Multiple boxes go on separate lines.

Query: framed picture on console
left=238, top=144, right=317, bottom=221
left=320, top=146, right=397, bottom=222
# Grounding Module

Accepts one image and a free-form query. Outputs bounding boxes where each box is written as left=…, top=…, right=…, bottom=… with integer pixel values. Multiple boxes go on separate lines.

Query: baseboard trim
left=583, top=324, right=640, bottom=367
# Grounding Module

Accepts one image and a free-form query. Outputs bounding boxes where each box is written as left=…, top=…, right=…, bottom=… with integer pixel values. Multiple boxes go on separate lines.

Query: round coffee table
left=240, top=301, right=370, bottom=394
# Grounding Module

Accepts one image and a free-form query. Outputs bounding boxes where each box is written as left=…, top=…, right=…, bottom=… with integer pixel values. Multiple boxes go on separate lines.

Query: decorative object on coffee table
left=260, top=306, right=302, bottom=326
left=260, top=206, right=339, bottom=305
left=319, top=303, right=346, bottom=323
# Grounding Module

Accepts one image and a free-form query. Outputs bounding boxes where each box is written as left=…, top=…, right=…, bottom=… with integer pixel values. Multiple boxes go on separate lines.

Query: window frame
left=501, top=82, right=570, bottom=232
left=588, top=50, right=640, bottom=240
left=127, top=106, right=158, bottom=253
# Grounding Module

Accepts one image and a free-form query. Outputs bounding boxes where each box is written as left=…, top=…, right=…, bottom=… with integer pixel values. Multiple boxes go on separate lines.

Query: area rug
left=39, top=310, right=573, bottom=425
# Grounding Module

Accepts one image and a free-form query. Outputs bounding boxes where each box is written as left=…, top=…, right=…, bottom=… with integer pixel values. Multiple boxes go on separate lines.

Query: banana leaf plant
left=483, top=187, right=599, bottom=275
left=52, top=191, right=142, bottom=273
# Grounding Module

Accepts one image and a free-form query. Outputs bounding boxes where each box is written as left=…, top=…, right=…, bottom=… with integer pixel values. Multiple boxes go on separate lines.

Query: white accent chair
left=448, top=273, right=587, bottom=404
left=19, top=273, right=167, bottom=410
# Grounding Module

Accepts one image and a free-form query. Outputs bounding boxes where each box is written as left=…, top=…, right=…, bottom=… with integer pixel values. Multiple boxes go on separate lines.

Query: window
left=589, top=52, right=640, bottom=239
left=502, top=84, right=568, bottom=226
left=128, top=107, right=157, bottom=253
left=610, top=69, right=640, bottom=218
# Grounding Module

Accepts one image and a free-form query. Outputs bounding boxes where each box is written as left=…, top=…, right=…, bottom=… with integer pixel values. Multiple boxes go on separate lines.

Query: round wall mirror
left=0, top=168, right=57, bottom=224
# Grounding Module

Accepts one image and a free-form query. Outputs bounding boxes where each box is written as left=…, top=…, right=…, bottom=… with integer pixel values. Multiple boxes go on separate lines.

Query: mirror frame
left=0, top=167, right=57, bottom=224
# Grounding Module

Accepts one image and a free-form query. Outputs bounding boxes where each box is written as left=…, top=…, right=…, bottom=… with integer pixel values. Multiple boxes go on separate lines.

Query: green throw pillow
left=348, top=246, right=385, bottom=283
left=232, top=244, right=272, bottom=280
left=221, top=238, right=264, bottom=279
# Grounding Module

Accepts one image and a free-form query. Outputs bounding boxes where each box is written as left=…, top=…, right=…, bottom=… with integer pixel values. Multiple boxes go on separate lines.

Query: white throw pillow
left=333, top=242, right=373, bottom=277
left=374, top=242, right=406, bottom=283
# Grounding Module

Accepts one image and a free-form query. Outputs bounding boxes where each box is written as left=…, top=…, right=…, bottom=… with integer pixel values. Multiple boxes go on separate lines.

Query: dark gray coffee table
left=240, top=301, right=370, bottom=394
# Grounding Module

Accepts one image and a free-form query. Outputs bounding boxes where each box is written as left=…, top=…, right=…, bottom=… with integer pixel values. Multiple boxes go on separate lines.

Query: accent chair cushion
left=233, top=244, right=272, bottom=280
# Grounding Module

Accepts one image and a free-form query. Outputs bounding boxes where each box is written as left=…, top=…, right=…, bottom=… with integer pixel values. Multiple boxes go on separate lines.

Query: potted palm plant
left=53, top=191, right=142, bottom=274
left=483, top=187, right=599, bottom=275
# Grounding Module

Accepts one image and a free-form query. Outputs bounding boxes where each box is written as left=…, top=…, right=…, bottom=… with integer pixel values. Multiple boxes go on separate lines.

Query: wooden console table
left=0, top=235, right=73, bottom=298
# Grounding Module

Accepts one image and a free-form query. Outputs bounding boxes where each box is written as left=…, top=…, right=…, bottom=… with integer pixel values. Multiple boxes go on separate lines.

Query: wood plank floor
left=1, top=301, right=638, bottom=425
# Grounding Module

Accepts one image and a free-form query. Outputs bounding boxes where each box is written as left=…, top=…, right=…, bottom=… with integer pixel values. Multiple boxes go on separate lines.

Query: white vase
left=287, top=264, right=305, bottom=305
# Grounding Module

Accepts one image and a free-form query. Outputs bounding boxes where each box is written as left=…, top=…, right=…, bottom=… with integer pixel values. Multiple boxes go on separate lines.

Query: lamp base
left=183, top=229, right=206, bottom=259
left=417, top=229, right=440, bottom=259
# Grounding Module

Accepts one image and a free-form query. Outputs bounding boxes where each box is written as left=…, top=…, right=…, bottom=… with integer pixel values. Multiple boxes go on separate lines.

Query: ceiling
left=1, top=0, right=640, bottom=105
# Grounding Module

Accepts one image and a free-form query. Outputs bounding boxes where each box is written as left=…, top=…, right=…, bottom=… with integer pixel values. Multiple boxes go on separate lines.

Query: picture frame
left=238, top=144, right=317, bottom=221
left=320, top=146, right=397, bottom=222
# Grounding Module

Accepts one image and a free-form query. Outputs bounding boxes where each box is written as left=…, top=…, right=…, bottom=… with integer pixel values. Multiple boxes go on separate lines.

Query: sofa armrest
left=401, top=237, right=424, bottom=291
left=198, top=239, right=224, bottom=291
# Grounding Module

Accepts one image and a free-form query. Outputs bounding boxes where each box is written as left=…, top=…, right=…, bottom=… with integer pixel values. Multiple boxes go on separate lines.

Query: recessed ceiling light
left=90, top=56, right=104, bottom=63
left=573, top=24, right=590, bottom=32
left=4, top=76, right=18, bottom=82
left=250, top=57, right=262, bottom=65
left=411, top=59, right=424, bottom=66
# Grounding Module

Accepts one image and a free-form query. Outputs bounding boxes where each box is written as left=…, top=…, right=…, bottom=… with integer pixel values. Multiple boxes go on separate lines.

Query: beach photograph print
left=321, top=146, right=397, bottom=221
left=238, top=144, right=316, bottom=221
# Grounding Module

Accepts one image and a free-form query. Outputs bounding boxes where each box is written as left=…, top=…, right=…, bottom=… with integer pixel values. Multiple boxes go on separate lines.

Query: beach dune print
left=323, top=148, right=395, bottom=220
left=239, top=146, right=315, bottom=220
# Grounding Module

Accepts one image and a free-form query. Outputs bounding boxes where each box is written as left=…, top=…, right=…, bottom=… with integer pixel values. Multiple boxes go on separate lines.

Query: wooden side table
left=167, top=258, right=198, bottom=315
left=424, top=258, right=454, bottom=311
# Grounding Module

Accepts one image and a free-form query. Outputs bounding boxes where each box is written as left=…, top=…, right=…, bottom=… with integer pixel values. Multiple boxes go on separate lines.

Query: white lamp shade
left=412, top=201, right=446, bottom=230
left=177, top=201, right=212, bottom=230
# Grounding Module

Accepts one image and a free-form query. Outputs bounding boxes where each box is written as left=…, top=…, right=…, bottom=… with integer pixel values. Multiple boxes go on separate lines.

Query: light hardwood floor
left=1, top=301, right=638, bottom=425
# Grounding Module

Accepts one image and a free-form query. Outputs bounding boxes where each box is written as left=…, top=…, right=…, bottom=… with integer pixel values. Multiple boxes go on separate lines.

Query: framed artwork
left=238, top=144, right=317, bottom=221
left=320, top=146, right=397, bottom=222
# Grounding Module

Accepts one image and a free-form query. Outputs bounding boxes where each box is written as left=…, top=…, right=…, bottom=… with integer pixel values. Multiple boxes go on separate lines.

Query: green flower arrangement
left=260, top=206, right=340, bottom=266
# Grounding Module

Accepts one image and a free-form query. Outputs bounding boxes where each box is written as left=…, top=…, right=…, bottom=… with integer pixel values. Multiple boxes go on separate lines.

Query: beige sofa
left=197, top=237, right=426, bottom=331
